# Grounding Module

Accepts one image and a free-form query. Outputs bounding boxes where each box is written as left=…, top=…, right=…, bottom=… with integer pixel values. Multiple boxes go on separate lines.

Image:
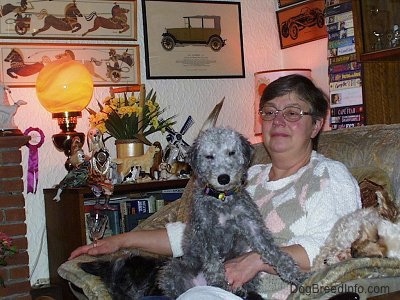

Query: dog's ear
left=240, top=133, right=254, bottom=167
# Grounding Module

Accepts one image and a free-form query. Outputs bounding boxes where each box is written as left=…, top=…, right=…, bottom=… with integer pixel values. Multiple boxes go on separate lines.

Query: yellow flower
left=87, top=88, right=176, bottom=143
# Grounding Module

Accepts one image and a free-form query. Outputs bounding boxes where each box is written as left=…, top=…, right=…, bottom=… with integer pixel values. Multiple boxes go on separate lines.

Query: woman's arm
left=69, top=228, right=172, bottom=259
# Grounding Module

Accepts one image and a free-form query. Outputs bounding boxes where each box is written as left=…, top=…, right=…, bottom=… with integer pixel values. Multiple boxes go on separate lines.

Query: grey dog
left=158, top=127, right=308, bottom=299
left=80, top=127, right=308, bottom=299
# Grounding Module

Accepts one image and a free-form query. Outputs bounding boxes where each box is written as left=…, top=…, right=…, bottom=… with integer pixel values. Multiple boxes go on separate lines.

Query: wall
left=7, top=0, right=328, bottom=283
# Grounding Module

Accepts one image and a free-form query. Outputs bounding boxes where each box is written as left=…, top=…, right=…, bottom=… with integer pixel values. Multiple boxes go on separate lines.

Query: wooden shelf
left=43, top=178, right=189, bottom=299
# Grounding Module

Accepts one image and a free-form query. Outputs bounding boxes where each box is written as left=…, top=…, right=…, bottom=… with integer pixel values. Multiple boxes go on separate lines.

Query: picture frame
left=0, top=0, right=137, bottom=41
left=278, top=0, right=305, bottom=9
left=276, top=0, right=327, bottom=49
left=142, top=0, right=245, bottom=79
left=0, top=43, right=140, bottom=87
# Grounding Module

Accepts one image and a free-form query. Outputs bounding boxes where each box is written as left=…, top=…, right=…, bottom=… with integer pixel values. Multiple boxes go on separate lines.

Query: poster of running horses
left=0, top=43, right=140, bottom=86
left=0, top=0, right=137, bottom=40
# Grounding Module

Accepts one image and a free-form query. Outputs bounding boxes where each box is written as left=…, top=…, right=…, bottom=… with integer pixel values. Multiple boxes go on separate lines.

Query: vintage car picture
left=276, top=0, right=327, bottom=49
left=161, top=15, right=226, bottom=52
left=142, top=0, right=244, bottom=79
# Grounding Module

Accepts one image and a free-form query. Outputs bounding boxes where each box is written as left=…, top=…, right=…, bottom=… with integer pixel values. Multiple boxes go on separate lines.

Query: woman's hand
left=68, top=235, right=121, bottom=260
left=224, top=251, right=266, bottom=291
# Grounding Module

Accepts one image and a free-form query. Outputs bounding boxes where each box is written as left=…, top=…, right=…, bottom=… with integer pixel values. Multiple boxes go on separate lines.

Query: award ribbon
left=24, top=127, right=45, bottom=194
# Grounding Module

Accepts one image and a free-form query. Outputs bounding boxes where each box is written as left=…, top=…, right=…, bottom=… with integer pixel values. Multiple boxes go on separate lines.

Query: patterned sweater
left=166, top=151, right=361, bottom=299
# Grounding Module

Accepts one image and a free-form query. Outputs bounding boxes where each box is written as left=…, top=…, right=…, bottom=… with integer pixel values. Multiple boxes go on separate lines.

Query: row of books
left=83, top=188, right=184, bottom=244
left=325, top=0, right=365, bottom=129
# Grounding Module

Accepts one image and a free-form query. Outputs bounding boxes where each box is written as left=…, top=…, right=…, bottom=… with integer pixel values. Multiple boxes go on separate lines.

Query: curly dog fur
left=313, top=190, right=399, bottom=270
left=80, top=127, right=308, bottom=299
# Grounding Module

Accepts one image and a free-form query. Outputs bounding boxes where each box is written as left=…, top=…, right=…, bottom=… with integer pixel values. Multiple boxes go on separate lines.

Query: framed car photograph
left=276, top=0, right=327, bottom=49
left=0, top=43, right=140, bottom=87
left=278, top=0, right=306, bottom=9
left=0, top=0, right=137, bottom=41
left=142, top=0, right=245, bottom=79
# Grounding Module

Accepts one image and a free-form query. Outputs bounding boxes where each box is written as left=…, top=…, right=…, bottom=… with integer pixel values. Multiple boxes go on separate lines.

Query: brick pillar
left=0, top=136, right=31, bottom=300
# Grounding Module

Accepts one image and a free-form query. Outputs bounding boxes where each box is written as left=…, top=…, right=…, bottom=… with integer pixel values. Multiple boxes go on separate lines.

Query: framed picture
left=0, top=43, right=140, bottom=87
left=0, top=0, right=137, bottom=41
left=276, top=0, right=327, bottom=49
left=142, top=0, right=245, bottom=79
left=278, top=0, right=305, bottom=8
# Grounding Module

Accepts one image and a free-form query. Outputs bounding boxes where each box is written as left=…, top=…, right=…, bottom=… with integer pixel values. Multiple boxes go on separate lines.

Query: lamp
left=254, top=69, right=312, bottom=135
left=36, top=59, right=94, bottom=169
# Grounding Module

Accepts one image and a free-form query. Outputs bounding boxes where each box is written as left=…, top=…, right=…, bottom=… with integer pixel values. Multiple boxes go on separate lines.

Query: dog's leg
left=158, top=257, right=203, bottom=299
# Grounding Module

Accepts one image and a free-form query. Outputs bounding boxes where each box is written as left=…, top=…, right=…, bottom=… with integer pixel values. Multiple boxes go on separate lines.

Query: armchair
left=58, top=124, right=400, bottom=299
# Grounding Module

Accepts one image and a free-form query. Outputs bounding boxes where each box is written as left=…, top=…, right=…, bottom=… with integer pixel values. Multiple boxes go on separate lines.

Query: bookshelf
left=43, top=179, right=189, bottom=299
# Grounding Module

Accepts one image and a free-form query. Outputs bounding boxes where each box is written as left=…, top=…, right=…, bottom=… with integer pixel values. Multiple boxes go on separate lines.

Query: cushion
left=349, top=166, right=396, bottom=208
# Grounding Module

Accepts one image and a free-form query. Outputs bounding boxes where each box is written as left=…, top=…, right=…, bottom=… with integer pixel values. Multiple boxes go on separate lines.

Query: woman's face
left=261, top=93, right=323, bottom=157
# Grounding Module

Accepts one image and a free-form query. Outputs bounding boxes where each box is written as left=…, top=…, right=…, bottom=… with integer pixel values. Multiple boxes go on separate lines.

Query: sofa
left=58, top=123, right=400, bottom=299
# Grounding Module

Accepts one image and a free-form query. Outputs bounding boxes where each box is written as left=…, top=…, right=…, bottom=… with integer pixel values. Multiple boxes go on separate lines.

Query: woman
left=70, top=74, right=361, bottom=299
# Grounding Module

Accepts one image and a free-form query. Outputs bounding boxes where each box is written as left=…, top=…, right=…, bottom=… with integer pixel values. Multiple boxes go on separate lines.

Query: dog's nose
left=218, top=174, right=230, bottom=185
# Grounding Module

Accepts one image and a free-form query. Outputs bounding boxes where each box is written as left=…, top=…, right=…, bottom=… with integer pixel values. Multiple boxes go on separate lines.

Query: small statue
left=53, top=137, right=91, bottom=201
left=86, top=127, right=114, bottom=210
left=0, top=84, right=27, bottom=136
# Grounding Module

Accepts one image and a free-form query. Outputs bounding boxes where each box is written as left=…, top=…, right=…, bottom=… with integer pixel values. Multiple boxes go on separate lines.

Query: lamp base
left=0, top=129, right=23, bottom=136
left=52, top=132, right=85, bottom=170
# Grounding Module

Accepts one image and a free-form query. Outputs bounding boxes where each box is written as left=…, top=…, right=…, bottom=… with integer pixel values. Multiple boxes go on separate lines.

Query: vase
left=115, top=139, right=144, bottom=176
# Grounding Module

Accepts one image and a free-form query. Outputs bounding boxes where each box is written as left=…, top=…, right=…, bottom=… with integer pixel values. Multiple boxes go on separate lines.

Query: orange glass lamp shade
left=36, top=59, right=93, bottom=159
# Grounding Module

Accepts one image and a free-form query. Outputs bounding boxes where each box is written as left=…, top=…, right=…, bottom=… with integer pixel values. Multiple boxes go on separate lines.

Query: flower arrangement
left=88, top=89, right=176, bottom=145
left=0, top=232, right=17, bottom=287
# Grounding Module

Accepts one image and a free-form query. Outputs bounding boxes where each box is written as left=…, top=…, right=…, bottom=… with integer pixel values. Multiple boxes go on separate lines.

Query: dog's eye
left=205, top=155, right=214, bottom=160
left=228, top=151, right=235, bottom=156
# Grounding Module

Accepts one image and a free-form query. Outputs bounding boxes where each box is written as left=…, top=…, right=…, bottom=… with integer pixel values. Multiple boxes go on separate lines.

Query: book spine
left=330, top=78, right=362, bottom=91
left=329, top=53, right=357, bottom=65
left=104, top=208, right=121, bottom=235
left=130, top=199, right=150, bottom=214
left=326, top=19, right=353, bottom=33
left=328, top=36, right=355, bottom=49
left=329, top=70, right=361, bottom=82
left=328, top=27, right=354, bottom=41
left=119, top=201, right=128, bottom=233
left=325, top=1, right=352, bottom=16
left=331, top=104, right=364, bottom=116
left=330, top=87, right=363, bottom=107
left=325, top=11, right=353, bottom=25
left=331, top=122, right=364, bottom=130
left=329, top=61, right=361, bottom=74
left=325, top=0, right=352, bottom=8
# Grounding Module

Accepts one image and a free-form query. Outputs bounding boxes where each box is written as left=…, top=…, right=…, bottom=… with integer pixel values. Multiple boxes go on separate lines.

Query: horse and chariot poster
left=0, top=0, right=137, bottom=40
left=0, top=43, right=140, bottom=87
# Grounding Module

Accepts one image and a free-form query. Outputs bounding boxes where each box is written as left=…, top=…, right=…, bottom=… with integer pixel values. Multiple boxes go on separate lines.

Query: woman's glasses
left=259, top=106, right=312, bottom=122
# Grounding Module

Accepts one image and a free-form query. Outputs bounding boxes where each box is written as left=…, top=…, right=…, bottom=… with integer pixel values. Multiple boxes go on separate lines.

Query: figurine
left=86, top=127, right=114, bottom=210
left=53, top=137, right=90, bottom=201
left=114, top=145, right=160, bottom=179
left=0, top=84, right=27, bottom=136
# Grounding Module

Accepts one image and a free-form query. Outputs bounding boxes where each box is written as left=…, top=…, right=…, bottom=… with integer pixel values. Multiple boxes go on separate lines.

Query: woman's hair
left=259, top=74, right=329, bottom=122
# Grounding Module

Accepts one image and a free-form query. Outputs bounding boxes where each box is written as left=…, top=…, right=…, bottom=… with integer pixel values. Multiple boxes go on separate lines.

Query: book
left=328, top=36, right=355, bottom=49
left=329, top=61, right=361, bottom=74
left=330, top=78, right=362, bottom=91
left=329, top=53, right=357, bottom=65
left=331, top=105, right=364, bottom=117
left=329, top=70, right=361, bottom=82
left=103, top=208, right=121, bottom=235
left=328, top=27, right=354, bottom=41
left=129, top=199, right=150, bottom=214
left=331, top=122, right=364, bottom=130
left=326, top=19, right=353, bottom=33
left=119, top=201, right=128, bottom=233
left=325, top=11, right=353, bottom=25
left=330, top=87, right=363, bottom=107
left=325, top=0, right=352, bottom=8
left=325, top=1, right=352, bottom=16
